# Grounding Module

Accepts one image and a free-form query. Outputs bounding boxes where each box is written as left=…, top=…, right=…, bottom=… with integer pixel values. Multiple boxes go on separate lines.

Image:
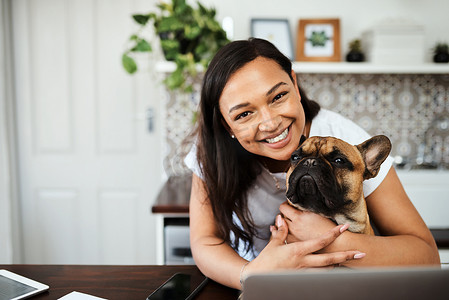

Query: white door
left=12, top=0, right=164, bottom=264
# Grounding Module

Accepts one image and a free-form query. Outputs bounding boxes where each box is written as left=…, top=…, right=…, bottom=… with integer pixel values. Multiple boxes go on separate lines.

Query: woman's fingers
left=303, top=251, right=366, bottom=268
left=285, top=224, right=366, bottom=268
left=279, top=201, right=298, bottom=221
left=291, top=224, right=349, bottom=254
left=270, top=215, right=288, bottom=245
left=259, top=220, right=365, bottom=272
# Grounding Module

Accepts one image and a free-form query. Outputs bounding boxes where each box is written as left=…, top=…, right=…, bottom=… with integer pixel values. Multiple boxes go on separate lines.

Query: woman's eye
left=273, top=92, right=287, bottom=102
left=235, top=111, right=250, bottom=120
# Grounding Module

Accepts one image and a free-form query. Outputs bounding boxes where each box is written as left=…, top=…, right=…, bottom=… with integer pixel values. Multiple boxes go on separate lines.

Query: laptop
left=242, top=267, right=449, bottom=300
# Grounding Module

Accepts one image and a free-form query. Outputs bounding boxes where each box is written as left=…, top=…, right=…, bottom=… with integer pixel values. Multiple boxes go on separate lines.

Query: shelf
left=292, top=62, right=449, bottom=74
left=155, top=61, right=449, bottom=74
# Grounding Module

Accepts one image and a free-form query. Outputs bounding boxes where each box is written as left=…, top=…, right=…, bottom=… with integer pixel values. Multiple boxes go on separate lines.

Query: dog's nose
left=303, top=158, right=317, bottom=167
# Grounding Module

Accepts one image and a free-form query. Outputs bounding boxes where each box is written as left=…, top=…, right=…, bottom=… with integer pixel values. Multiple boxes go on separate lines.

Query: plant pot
left=346, top=51, right=365, bottom=62
left=433, top=52, right=449, bottom=63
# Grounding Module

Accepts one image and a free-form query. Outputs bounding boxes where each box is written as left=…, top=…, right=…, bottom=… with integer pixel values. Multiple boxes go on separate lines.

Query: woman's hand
left=241, top=215, right=366, bottom=280
left=279, top=202, right=336, bottom=244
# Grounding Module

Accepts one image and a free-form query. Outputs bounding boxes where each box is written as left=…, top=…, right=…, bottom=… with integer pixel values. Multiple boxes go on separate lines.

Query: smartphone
left=146, top=273, right=208, bottom=300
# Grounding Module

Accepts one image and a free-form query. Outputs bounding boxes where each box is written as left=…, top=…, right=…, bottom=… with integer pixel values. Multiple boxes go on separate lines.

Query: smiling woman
left=185, top=38, right=440, bottom=290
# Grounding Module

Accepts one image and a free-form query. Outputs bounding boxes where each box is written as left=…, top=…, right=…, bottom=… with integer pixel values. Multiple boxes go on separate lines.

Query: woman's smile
left=260, top=124, right=293, bottom=150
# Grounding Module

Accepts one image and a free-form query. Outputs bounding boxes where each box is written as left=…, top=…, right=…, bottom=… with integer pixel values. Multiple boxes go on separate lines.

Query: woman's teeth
left=265, top=128, right=288, bottom=144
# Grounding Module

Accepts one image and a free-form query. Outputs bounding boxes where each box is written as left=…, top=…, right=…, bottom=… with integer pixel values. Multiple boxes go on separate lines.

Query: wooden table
left=0, top=265, right=239, bottom=300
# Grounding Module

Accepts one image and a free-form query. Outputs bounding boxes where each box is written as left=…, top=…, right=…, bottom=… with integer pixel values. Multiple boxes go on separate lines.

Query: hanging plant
left=122, top=0, right=230, bottom=93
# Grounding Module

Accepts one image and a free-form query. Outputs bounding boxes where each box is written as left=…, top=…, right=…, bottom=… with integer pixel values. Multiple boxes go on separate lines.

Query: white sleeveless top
left=185, top=109, right=394, bottom=260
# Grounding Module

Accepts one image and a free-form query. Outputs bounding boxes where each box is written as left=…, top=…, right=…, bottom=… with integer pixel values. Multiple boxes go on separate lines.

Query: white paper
left=58, top=291, right=107, bottom=300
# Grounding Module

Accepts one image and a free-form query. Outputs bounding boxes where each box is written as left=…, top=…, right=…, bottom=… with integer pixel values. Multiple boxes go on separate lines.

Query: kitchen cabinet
left=397, top=170, right=449, bottom=229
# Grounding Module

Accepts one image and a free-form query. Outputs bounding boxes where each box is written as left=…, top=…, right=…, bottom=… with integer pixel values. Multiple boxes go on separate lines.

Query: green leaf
left=184, top=26, right=201, bottom=39
left=191, top=110, right=198, bottom=124
left=197, top=2, right=207, bottom=14
left=156, top=3, right=172, bottom=13
left=194, top=42, right=208, bottom=56
left=122, top=54, right=137, bottom=74
left=160, top=40, right=180, bottom=60
left=183, top=84, right=193, bottom=93
left=131, top=39, right=152, bottom=52
left=132, top=14, right=150, bottom=25
left=173, top=0, right=188, bottom=12
left=174, top=2, right=192, bottom=17
left=160, top=39, right=180, bottom=50
left=205, top=19, right=221, bottom=31
left=164, top=68, right=185, bottom=90
left=157, top=16, right=185, bottom=32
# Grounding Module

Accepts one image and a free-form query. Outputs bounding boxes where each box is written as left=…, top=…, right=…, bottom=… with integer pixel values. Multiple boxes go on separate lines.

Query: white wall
left=200, top=0, right=449, bottom=62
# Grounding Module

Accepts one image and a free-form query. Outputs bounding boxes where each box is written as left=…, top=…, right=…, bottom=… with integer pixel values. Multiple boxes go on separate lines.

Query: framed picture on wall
left=296, top=18, right=341, bottom=62
left=251, top=18, right=294, bottom=60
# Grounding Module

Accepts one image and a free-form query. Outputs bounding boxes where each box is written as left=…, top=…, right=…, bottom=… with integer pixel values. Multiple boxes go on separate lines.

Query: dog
left=285, top=135, right=391, bottom=235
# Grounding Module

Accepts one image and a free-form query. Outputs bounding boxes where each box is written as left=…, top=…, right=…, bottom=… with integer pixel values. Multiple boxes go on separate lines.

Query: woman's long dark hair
left=196, top=38, right=320, bottom=254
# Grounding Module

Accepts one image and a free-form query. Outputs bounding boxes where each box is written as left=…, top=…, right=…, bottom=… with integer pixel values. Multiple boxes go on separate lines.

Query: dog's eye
left=291, top=153, right=300, bottom=163
left=334, top=157, right=345, bottom=164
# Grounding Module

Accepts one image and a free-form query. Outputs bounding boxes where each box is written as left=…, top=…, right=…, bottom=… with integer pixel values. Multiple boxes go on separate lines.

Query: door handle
left=135, top=108, right=156, bottom=133
left=146, top=107, right=155, bottom=132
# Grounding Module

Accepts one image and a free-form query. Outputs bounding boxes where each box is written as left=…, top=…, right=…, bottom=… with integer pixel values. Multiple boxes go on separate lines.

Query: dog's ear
left=356, top=135, right=392, bottom=180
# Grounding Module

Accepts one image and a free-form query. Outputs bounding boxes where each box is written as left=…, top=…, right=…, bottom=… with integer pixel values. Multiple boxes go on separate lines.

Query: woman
left=185, top=38, right=439, bottom=290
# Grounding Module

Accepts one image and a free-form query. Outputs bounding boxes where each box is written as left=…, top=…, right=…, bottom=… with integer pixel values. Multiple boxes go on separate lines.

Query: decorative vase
left=433, top=52, right=449, bottom=63
left=346, top=51, right=365, bottom=62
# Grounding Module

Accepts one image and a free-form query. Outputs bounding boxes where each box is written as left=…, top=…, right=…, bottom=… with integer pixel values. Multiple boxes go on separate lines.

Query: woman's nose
left=258, top=110, right=281, bottom=132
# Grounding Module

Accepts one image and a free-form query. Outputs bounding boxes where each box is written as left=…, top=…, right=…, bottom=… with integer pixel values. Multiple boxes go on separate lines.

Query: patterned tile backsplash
left=298, top=73, right=449, bottom=169
left=163, top=73, right=449, bottom=176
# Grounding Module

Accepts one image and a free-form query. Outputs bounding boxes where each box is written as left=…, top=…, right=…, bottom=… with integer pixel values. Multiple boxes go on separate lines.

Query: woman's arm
left=189, top=173, right=247, bottom=289
left=280, top=167, right=440, bottom=266
left=189, top=174, right=365, bottom=290
left=339, top=167, right=440, bottom=266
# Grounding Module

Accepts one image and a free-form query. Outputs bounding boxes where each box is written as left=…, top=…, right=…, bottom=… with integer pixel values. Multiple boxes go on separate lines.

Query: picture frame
left=251, top=18, right=294, bottom=60
left=296, top=18, right=341, bottom=62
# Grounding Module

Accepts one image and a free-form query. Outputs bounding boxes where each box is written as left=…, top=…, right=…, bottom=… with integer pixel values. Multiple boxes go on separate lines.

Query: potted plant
left=122, top=0, right=229, bottom=93
left=433, top=42, right=449, bottom=63
left=346, top=39, right=365, bottom=62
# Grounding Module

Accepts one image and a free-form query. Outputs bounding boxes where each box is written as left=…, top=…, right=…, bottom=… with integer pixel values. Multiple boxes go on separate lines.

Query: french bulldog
left=286, top=135, right=391, bottom=235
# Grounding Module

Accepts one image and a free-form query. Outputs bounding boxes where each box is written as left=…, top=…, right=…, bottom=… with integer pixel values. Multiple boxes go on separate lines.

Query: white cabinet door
left=397, top=170, right=449, bottom=229
left=12, top=0, right=164, bottom=264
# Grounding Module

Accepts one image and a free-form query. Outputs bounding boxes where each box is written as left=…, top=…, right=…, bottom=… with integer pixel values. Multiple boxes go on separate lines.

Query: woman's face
left=219, top=57, right=307, bottom=162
